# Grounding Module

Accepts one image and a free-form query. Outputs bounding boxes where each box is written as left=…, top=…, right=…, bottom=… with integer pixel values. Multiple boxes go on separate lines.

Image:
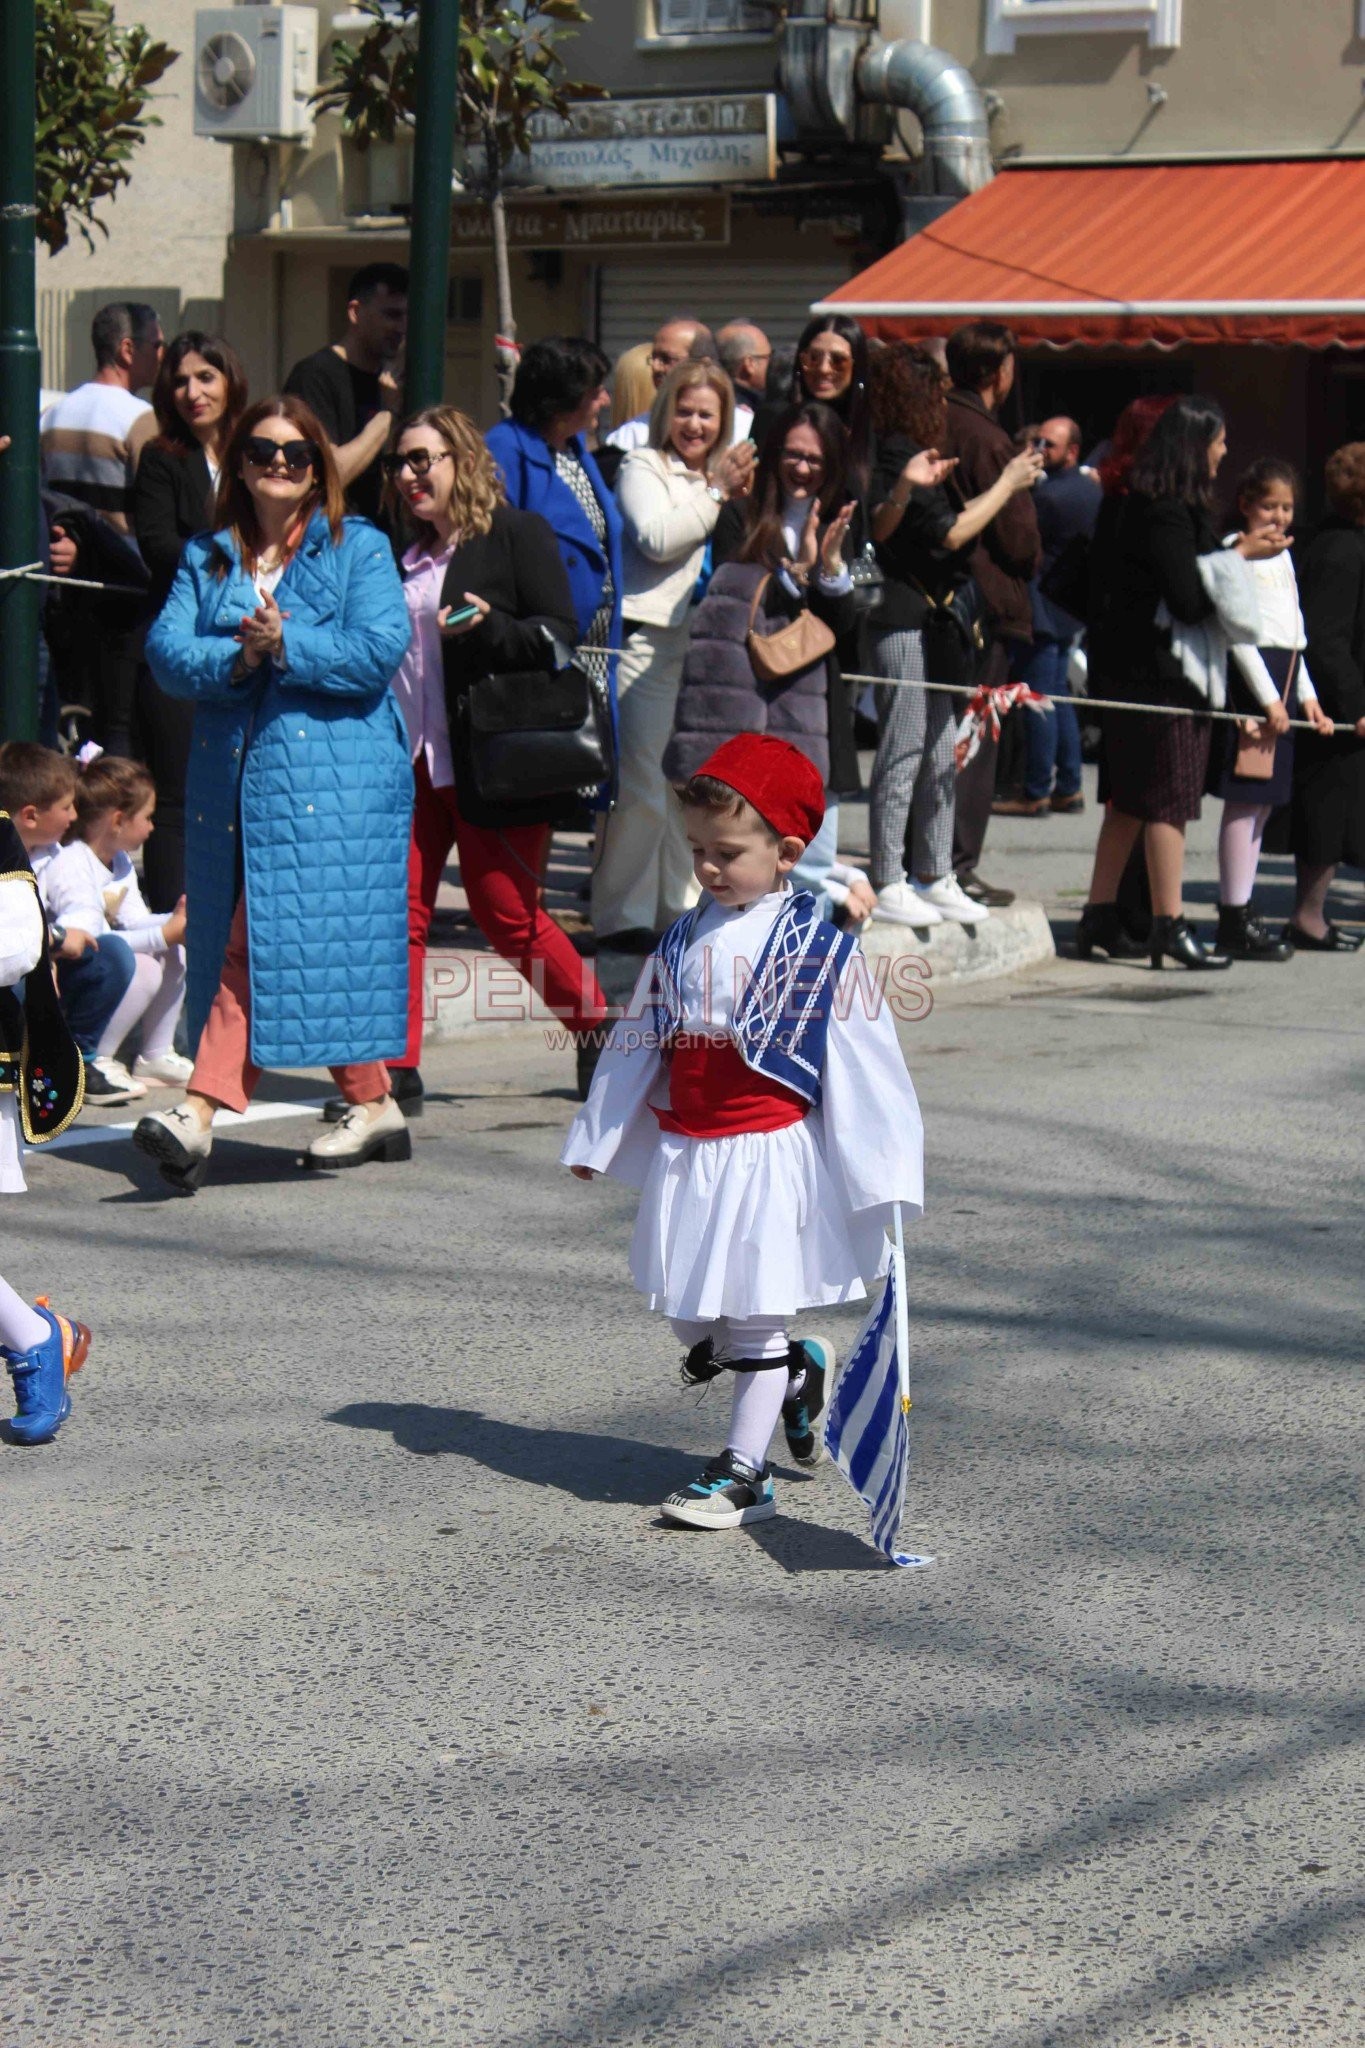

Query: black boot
left=1149, top=915, right=1232, bottom=970
left=1216, top=902, right=1292, bottom=962
left=1077, top=902, right=1147, bottom=961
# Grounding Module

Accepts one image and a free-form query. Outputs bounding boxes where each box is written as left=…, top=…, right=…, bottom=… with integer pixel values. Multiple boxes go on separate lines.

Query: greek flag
left=823, top=1203, right=935, bottom=1569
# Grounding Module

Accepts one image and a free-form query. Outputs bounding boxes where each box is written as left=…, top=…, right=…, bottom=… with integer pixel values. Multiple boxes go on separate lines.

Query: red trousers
left=190, top=899, right=390, bottom=1115
left=395, top=760, right=608, bottom=1068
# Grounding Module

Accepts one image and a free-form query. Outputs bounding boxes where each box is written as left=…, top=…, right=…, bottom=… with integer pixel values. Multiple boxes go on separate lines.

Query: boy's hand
left=58, top=927, right=92, bottom=960
left=569, top=1165, right=597, bottom=1181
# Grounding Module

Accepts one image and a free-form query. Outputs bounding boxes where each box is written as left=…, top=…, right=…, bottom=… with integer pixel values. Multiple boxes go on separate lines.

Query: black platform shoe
left=1076, top=902, right=1147, bottom=961
left=1149, top=915, right=1232, bottom=970
left=1284, top=921, right=1364, bottom=953
left=1216, top=902, right=1292, bottom=962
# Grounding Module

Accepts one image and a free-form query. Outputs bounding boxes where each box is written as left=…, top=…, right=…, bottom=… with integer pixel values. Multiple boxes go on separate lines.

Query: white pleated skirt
left=1, top=1096, right=27, bottom=1194
left=629, top=1116, right=888, bottom=1322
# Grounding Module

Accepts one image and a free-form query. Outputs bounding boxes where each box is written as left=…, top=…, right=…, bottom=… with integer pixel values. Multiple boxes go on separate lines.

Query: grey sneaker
left=661, top=1450, right=777, bottom=1530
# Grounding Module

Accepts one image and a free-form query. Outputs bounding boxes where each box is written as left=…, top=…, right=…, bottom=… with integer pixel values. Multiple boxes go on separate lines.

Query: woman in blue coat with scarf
left=134, top=395, right=413, bottom=1190
left=485, top=335, right=622, bottom=704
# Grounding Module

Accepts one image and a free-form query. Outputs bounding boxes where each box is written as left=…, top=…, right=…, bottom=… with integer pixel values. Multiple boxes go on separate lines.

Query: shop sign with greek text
left=521, top=96, right=777, bottom=189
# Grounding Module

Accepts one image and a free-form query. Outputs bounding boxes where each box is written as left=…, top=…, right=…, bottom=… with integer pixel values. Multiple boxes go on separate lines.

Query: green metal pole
left=404, top=0, right=460, bottom=411
left=0, top=0, right=41, bottom=741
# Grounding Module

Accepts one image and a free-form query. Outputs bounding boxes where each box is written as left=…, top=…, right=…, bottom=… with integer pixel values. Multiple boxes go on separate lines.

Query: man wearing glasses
left=605, top=316, right=753, bottom=453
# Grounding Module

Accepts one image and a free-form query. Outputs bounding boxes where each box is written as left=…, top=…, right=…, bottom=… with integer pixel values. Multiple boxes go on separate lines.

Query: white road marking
left=25, top=1097, right=331, bottom=1155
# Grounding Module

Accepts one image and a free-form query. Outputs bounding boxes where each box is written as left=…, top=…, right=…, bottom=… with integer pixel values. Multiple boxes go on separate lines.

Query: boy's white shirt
left=41, top=841, right=169, bottom=956
left=0, top=874, right=44, bottom=990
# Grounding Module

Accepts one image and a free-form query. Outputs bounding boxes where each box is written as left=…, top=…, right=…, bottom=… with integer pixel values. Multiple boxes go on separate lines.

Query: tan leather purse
left=746, top=572, right=836, bottom=684
left=1233, top=650, right=1297, bottom=781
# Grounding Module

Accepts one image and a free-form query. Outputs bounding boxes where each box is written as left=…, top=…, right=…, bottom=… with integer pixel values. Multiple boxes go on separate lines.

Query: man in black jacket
left=943, top=322, right=1041, bottom=901
left=995, top=416, right=1101, bottom=817
left=284, top=263, right=407, bottom=522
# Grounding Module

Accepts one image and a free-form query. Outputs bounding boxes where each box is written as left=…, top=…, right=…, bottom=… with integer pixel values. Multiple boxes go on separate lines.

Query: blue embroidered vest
left=651, top=889, right=856, bottom=1107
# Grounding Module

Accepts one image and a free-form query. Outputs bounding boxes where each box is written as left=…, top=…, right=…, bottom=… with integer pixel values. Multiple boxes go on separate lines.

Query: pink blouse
left=392, top=538, right=457, bottom=789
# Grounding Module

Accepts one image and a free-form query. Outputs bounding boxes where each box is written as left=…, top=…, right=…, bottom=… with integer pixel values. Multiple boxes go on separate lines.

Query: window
left=985, top=0, right=1182, bottom=56
left=654, top=0, right=775, bottom=35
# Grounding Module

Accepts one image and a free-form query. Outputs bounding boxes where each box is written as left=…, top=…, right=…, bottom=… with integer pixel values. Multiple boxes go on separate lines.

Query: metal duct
left=856, top=39, right=993, bottom=200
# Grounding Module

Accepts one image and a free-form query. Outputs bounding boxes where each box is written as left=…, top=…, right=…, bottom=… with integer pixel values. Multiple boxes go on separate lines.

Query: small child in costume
left=41, top=752, right=189, bottom=1102
left=0, top=804, right=92, bottom=1445
left=563, top=733, right=924, bottom=1530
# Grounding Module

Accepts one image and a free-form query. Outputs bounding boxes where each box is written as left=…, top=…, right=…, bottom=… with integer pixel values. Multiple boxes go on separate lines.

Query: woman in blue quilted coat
left=133, top=396, right=413, bottom=1190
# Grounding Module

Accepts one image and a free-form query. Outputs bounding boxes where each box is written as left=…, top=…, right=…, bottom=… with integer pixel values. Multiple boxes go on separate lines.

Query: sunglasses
left=801, top=348, right=853, bottom=371
left=380, top=448, right=453, bottom=479
left=242, top=436, right=319, bottom=475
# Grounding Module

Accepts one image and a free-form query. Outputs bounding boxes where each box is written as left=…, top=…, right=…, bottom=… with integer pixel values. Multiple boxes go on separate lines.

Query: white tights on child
left=671, top=1313, right=792, bottom=1471
left=96, top=948, right=186, bottom=1062
left=1218, top=801, right=1272, bottom=908
left=0, top=1274, right=49, bottom=1355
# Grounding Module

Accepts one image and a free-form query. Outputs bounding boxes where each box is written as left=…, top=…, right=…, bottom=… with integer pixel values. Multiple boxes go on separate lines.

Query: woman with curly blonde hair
left=351, top=404, right=610, bottom=1116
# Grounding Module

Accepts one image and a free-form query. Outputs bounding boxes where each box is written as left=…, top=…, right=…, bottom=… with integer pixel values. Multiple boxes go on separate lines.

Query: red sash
left=654, top=1035, right=808, bottom=1140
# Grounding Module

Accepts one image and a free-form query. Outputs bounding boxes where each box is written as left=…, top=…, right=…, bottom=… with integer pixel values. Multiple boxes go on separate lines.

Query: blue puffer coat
left=145, top=513, right=413, bottom=1069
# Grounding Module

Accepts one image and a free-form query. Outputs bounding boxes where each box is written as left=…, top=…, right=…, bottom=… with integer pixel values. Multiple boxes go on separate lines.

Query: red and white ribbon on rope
left=954, top=682, right=1049, bottom=770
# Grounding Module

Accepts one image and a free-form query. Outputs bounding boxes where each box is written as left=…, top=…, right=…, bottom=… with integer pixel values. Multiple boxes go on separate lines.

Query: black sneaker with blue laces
left=782, top=1337, right=834, bottom=1467
left=661, top=1449, right=776, bottom=1529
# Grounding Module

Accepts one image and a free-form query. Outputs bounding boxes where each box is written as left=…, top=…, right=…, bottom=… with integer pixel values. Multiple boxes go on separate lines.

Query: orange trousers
left=189, top=898, right=390, bottom=1115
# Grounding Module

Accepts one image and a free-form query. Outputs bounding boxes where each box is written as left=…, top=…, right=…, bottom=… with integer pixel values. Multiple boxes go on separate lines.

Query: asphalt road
left=2, top=807, right=1362, bottom=2048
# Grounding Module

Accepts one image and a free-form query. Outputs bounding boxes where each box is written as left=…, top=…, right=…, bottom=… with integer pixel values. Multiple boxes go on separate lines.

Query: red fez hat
left=695, top=734, right=825, bottom=845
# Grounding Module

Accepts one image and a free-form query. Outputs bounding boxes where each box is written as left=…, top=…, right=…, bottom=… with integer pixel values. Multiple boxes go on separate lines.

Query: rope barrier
left=0, top=559, right=1331, bottom=736
left=0, top=562, right=145, bottom=596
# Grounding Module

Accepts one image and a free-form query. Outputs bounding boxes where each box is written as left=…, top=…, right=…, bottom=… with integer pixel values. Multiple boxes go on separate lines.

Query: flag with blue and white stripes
left=823, top=1211, right=935, bottom=1569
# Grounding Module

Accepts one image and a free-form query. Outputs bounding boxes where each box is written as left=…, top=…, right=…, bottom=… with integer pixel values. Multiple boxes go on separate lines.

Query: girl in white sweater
left=42, top=755, right=189, bottom=1096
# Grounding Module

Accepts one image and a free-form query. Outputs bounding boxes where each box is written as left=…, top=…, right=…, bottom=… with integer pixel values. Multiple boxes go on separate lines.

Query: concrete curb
left=419, top=899, right=1056, bottom=1041
left=859, top=897, right=1057, bottom=987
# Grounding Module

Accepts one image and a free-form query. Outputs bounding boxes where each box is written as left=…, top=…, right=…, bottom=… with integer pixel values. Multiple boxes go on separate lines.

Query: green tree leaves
left=35, top=0, right=179, bottom=253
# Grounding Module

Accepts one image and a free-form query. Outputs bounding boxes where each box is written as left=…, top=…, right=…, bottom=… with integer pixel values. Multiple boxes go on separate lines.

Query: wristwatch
left=705, top=482, right=726, bottom=505
left=48, top=920, right=66, bottom=951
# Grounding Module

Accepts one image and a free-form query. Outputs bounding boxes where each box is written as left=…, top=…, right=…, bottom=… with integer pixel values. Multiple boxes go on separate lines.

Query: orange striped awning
left=815, top=161, right=1365, bottom=348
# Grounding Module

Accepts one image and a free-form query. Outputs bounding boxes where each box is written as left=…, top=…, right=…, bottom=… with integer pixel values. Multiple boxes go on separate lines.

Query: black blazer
left=434, top=503, right=580, bottom=828
left=1088, top=492, right=1216, bottom=705
left=133, top=442, right=215, bottom=612
left=1300, top=517, right=1365, bottom=727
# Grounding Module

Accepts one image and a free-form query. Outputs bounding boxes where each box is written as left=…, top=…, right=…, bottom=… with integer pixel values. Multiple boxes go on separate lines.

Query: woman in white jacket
left=593, top=360, right=754, bottom=950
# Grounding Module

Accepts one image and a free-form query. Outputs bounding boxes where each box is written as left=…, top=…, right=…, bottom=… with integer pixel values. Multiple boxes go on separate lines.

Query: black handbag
left=458, top=662, right=614, bottom=805
left=908, top=573, right=990, bottom=685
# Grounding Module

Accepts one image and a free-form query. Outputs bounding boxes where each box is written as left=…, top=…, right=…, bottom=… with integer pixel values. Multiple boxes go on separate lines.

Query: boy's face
left=682, top=803, right=804, bottom=910
left=15, top=791, right=76, bottom=849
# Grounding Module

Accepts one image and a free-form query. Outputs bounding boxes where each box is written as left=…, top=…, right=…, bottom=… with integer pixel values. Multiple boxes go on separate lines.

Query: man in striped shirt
left=40, top=303, right=164, bottom=535
left=39, top=304, right=164, bottom=754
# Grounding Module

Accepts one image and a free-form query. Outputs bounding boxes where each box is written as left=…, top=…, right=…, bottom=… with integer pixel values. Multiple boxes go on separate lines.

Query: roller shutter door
left=595, top=259, right=854, bottom=365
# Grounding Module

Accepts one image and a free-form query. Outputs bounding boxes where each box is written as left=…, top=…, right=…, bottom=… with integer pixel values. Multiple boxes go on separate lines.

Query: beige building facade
left=37, top=0, right=233, bottom=392
left=41, top=0, right=1365, bottom=469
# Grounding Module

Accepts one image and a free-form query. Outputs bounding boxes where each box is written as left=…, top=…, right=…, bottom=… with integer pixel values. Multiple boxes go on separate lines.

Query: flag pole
left=891, top=1201, right=911, bottom=1413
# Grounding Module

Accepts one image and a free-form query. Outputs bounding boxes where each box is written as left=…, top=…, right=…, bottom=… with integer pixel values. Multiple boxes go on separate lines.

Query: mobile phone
left=1031, top=437, right=1047, bottom=454
left=443, top=602, right=480, bottom=630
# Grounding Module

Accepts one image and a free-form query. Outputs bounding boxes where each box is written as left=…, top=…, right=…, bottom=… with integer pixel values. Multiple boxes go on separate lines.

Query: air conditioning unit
left=193, top=6, right=317, bottom=143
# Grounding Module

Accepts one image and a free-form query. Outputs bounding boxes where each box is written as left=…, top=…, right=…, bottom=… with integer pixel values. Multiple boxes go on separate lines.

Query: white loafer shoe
left=305, top=1095, right=412, bottom=1170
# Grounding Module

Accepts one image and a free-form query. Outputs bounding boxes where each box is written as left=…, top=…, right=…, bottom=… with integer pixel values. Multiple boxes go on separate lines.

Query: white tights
left=670, top=1314, right=794, bottom=1470
left=1218, top=802, right=1272, bottom=908
left=0, top=1273, right=49, bottom=1356
left=95, top=948, right=186, bottom=1061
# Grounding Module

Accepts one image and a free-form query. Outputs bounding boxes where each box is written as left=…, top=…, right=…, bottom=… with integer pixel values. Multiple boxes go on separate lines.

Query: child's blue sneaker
left=661, top=1449, right=776, bottom=1529
left=782, top=1337, right=834, bottom=1467
left=3, top=1300, right=90, bottom=1446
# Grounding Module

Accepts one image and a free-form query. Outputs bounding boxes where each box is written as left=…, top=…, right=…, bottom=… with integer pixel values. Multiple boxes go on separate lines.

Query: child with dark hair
left=41, top=753, right=188, bottom=1104
left=1210, top=460, right=1335, bottom=959
left=0, top=801, right=91, bottom=1444
left=564, top=733, right=923, bottom=1532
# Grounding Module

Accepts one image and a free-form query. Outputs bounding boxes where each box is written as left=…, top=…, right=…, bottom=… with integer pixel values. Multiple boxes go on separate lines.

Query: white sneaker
left=913, top=874, right=990, bottom=926
left=871, top=878, right=942, bottom=928
left=89, top=1055, right=147, bottom=1101
left=132, top=1050, right=195, bottom=1087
